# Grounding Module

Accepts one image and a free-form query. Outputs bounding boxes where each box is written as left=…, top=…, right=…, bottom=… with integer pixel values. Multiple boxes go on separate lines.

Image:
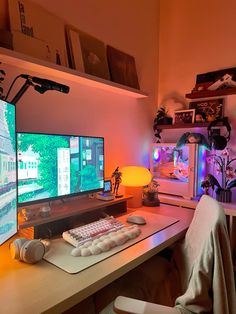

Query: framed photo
left=173, top=109, right=195, bottom=124
left=189, top=98, right=223, bottom=122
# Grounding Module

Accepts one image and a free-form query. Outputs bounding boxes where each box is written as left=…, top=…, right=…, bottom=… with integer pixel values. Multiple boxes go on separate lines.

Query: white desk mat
left=43, top=210, right=179, bottom=274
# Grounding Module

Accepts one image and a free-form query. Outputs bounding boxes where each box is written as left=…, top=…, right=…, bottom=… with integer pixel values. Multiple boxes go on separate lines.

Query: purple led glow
left=153, top=147, right=160, bottom=161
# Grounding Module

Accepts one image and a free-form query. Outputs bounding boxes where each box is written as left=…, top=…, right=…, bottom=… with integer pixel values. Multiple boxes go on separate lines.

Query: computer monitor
left=0, top=100, right=17, bottom=245
left=17, top=132, right=104, bottom=206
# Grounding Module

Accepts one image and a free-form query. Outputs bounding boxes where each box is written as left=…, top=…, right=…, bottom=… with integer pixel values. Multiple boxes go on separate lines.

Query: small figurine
left=176, top=132, right=211, bottom=150
left=21, top=208, right=34, bottom=221
left=111, top=167, right=123, bottom=198
left=201, top=179, right=211, bottom=195
left=195, top=110, right=206, bottom=123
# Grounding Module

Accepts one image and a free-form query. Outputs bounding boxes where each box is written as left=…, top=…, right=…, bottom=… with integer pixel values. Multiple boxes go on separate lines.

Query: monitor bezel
left=17, top=131, right=104, bottom=207
left=0, top=100, right=18, bottom=245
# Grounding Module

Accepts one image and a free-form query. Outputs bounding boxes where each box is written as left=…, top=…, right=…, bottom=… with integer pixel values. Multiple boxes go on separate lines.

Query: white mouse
left=126, top=215, right=146, bottom=225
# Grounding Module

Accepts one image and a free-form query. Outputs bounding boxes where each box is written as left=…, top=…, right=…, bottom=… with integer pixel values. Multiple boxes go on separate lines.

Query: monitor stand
left=96, top=192, right=115, bottom=201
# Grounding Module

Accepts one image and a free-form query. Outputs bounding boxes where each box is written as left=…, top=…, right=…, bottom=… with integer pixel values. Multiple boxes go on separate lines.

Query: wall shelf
left=156, top=122, right=211, bottom=130
left=185, top=88, right=236, bottom=99
left=0, top=47, right=148, bottom=99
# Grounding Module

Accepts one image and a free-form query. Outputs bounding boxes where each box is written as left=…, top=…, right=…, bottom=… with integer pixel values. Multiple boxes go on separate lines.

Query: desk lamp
left=121, top=166, right=152, bottom=208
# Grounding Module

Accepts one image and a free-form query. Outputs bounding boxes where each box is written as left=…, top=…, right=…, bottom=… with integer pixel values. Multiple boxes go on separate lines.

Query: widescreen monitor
left=0, top=100, right=17, bottom=245
left=17, top=132, right=104, bottom=206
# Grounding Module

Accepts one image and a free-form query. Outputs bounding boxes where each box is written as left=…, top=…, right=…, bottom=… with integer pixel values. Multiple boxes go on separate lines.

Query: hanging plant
left=153, top=107, right=173, bottom=142
left=0, top=62, right=6, bottom=100
left=154, top=107, right=172, bottom=125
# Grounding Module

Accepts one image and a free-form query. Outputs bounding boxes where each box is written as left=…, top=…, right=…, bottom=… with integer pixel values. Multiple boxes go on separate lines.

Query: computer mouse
left=126, top=215, right=146, bottom=225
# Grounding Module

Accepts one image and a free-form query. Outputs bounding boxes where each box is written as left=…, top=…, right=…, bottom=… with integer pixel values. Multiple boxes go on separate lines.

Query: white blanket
left=174, top=195, right=236, bottom=314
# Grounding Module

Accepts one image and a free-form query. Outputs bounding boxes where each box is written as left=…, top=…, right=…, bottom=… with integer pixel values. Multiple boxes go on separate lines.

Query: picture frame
left=65, top=25, right=110, bottom=80
left=65, top=25, right=84, bottom=71
left=9, top=0, right=69, bottom=66
left=173, top=109, right=195, bottom=124
left=189, top=98, right=223, bottom=122
left=106, top=45, right=140, bottom=89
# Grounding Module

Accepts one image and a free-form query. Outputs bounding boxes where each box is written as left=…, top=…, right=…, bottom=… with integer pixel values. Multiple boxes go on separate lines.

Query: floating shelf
left=185, top=88, right=236, bottom=99
left=156, top=122, right=210, bottom=130
left=0, top=47, right=148, bottom=99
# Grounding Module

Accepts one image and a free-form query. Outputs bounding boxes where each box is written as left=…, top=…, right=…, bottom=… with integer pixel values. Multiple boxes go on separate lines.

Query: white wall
left=2, top=0, right=159, bottom=176
left=159, top=0, right=236, bottom=200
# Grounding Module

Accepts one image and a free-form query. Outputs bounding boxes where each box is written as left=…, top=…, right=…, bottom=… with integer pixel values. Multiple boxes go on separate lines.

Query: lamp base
left=125, top=186, right=143, bottom=208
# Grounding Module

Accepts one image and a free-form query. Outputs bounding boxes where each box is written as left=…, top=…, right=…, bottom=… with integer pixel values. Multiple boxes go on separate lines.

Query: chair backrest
left=174, top=195, right=236, bottom=314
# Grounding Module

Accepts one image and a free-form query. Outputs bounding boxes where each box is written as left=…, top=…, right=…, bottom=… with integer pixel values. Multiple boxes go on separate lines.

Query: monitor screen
left=0, top=100, right=17, bottom=245
left=17, top=132, right=104, bottom=206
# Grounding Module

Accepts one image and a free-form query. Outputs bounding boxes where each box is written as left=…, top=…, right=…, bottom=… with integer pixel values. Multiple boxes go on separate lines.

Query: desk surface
left=0, top=204, right=194, bottom=314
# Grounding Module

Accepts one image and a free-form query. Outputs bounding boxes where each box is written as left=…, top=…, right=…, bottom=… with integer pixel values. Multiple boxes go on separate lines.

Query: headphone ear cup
left=212, top=135, right=227, bottom=150
left=10, top=238, right=28, bottom=260
left=208, top=117, right=231, bottom=150
left=20, top=240, right=45, bottom=264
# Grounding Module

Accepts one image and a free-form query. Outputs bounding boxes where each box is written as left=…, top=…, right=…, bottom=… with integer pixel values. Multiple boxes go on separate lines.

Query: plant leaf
left=226, top=179, right=236, bottom=190
left=206, top=174, right=221, bottom=189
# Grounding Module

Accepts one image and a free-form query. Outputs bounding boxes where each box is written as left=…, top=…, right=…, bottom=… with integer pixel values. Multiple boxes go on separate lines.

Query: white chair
left=113, top=195, right=236, bottom=314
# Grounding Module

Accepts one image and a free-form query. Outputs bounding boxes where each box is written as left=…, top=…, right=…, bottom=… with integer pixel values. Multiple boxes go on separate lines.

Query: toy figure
left=195, top=110, right=206, bottom=122
left=111, top=167, right=122, bottom=197
left=176, top=132, right=211, bottom=150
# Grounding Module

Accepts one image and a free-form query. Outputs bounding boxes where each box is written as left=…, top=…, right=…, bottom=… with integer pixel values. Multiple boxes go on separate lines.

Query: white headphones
left=10, top=238, right=50, bottom=264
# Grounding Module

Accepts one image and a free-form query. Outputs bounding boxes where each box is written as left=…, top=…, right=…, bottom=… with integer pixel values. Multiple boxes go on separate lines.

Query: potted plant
left=153, top=107, right=173, bottom=142
left=143, top=178, right=160, bottom=206
left=153, top=107, right=173, bottom=126
left=201, top=148, right=236, bottom=202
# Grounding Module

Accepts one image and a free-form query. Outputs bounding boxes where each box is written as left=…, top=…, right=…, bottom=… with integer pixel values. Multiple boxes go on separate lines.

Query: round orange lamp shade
left=121, top=166, right=152, bottom=187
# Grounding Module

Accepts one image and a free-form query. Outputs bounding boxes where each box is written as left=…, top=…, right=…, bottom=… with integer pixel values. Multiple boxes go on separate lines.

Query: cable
left=4, top=74, right=22, bottom=102
left=5, top=73, right=69, bottom=104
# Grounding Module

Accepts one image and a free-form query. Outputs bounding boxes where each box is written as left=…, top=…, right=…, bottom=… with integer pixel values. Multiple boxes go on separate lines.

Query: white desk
left=0, top=204, right=194, bottom=314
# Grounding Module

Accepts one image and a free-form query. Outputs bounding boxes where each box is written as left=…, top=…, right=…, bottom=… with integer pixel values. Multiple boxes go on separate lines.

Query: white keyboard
left=62, top=216, right=141, bottom=257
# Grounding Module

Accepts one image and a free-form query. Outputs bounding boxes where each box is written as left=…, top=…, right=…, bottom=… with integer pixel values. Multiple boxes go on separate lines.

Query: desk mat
left=43, top=210, right=178, bottom=274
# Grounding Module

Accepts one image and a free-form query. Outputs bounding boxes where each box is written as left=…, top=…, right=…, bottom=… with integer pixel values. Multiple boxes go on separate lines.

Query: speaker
left=10, top=238, right=50, bottom=264
left=207, top=117, right=231, bottom=150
